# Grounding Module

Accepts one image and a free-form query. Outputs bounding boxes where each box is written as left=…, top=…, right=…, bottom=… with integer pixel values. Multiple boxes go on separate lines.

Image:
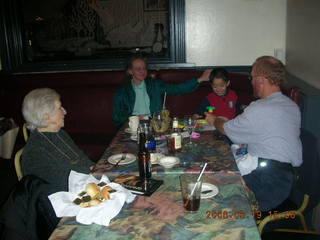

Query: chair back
left=14, top=148, right=24, bottom=181
left=23, top=123, right=29, bottom=142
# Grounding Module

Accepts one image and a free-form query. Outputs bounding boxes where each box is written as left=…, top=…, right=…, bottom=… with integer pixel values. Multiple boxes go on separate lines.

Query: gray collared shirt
left=224, top=92, right=302, bottom=167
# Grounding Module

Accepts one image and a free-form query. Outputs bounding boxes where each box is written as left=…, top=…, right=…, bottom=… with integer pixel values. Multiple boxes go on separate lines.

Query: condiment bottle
left=169, top=117, right=182, bottom=154
left=138, top=129, right=152, bottom=180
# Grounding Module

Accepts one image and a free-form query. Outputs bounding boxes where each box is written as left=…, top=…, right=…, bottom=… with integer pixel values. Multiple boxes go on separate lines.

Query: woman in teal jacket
left=112, top=56, right=211, bottom=126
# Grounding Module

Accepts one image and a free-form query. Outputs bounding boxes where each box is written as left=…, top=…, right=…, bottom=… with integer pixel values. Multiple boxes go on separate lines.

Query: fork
left=114, top=153, right=127, bottom=167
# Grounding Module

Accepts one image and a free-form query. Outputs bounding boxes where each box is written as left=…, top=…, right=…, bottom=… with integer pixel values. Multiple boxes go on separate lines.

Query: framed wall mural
left=0, top=0, right=185, bottom=72
left=144, top=0, right=168, bottom=11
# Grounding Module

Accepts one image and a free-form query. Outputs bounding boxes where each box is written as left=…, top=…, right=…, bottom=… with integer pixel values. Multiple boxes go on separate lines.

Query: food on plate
left=114, top=174, right=140, bottom=186
left=113, top=174, right=136, bottom=184
left=73, top=182, right=116, bottom=207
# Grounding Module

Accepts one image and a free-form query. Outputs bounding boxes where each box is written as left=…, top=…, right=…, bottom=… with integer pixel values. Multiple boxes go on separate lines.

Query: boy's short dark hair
left=209, top=68, right=229, bottom=83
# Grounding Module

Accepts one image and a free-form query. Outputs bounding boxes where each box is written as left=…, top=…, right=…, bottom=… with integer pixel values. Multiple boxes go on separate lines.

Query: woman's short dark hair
left=209, top=68, right=229, bottom=83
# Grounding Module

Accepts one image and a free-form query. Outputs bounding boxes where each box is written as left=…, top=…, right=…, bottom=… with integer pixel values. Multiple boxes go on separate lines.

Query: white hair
left=22, top=88, right=60, bottom=130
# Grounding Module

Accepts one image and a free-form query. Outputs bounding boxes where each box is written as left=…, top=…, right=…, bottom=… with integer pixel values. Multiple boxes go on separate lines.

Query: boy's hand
left=198, top=69, right=212, bottom=83
left=204, top=112, right=217, bottom=125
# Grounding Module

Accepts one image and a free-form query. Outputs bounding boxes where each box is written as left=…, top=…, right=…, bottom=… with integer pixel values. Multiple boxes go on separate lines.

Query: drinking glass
left=184, top=115, right=196, bottom=146
left=179, top=174, right=202, bottom=212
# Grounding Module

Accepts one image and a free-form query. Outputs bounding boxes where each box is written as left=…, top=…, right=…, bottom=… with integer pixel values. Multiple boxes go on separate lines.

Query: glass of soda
left=179, top=174, right=202, bottom=212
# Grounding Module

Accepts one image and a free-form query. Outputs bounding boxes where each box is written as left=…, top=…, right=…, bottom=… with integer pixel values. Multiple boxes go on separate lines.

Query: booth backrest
left=0, top=69, right=300, bottom=160
left=0, top=69, right=255, bottom=135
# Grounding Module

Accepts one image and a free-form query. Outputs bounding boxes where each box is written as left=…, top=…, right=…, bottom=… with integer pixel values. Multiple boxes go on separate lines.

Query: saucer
left=130, top=135, right=138, bottom=141
left=125, top=128, right=135, bottom=134
left=107, top=153, right=136, bottom=165
left=201, top=183, right=219, bottom=199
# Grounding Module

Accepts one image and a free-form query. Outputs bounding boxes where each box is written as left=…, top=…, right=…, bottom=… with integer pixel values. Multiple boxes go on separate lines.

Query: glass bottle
left=138, top=130, right=152, bottom=180
left=169, top=117, right=182, bottom=154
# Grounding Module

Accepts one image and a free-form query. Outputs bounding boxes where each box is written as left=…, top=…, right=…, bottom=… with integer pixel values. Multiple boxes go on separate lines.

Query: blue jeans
left=242, top=158, right=294, bottom=211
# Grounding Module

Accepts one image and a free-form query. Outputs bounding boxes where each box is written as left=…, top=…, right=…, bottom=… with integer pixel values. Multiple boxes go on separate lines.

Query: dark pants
left=242, top=158, right=294, bottom=211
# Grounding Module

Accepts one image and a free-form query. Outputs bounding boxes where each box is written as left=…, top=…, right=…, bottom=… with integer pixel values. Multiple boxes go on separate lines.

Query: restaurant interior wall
left=286, top=0, right=320, bottom=230
left=185, top=0, right=287, bottom=66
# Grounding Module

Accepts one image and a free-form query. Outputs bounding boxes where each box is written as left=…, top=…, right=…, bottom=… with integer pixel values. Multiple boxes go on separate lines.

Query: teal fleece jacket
left=112, top=77, right=199, bottom=126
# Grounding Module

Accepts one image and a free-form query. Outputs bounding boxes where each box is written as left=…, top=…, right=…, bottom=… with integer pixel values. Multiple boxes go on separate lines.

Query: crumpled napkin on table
left=231, top=144, right=258, bottom=176
left=48, top=170, right=136, bottom=226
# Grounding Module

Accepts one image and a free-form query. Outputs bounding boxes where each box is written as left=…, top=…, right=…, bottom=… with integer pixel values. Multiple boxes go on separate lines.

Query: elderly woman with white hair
left=21, top=88, right=95, bottom=191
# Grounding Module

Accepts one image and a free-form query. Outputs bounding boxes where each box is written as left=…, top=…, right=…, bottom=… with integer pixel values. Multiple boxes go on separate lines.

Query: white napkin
left=48, top=170, right=136, bottom=226
left=231, top=144, right=258, bottom=176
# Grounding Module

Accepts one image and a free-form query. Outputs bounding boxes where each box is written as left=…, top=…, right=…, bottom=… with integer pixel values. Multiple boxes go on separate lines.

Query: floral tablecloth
left=49, top=127, right=260, bottom=240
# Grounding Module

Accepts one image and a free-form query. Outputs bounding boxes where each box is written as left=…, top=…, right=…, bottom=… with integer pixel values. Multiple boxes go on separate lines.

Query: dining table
left=48, top=124, right=261, bottom=240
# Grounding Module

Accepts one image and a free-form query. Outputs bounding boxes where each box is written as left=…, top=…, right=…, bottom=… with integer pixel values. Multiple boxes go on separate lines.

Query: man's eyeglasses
left=248, top=75, right=260, bottom=81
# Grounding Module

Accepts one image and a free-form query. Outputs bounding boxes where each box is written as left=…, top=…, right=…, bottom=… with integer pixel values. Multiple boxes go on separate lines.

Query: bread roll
left=89, top=199, right=102, bottom=206
left=101, top=186, right=111, bottom=200
left=85, top=183, right=100, bottom=198
left=80, top=202, right=90, bottom=208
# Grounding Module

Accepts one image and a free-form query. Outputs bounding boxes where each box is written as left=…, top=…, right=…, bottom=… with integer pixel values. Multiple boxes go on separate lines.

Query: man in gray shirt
left=205, top=56, right=302, bottom=211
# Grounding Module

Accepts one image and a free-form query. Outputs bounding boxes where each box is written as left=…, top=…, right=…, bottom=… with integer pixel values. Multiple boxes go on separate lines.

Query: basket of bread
left=73, top=182, right=116, bottom=208
left=48, top=170, right=136, bottom=226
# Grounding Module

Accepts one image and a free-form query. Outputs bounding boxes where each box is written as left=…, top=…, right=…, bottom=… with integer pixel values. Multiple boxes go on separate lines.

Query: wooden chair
left=257, top=129, right=320, bottom=234
left=14, top=148, right=24, bottom=181
left=22, top=123, right=29, bottom=142
left=258, top=195, right=310, bottom=233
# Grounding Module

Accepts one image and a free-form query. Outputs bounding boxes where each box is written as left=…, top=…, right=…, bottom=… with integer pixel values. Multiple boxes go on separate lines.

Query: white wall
left=185, top=0, right=287, bottom=66
left=286, top=0, right=320, bottom=90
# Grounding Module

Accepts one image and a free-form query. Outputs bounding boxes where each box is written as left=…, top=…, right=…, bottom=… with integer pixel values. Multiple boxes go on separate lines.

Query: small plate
left=201, top=183, right=219, bottom=199
left=107, top=153, right=136, bottom=165
left=125, top=128, right=134, bottom=134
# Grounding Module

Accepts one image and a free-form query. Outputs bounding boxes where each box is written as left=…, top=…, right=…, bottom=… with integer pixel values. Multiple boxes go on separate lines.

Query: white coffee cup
left=128, top=116, right=139, bottom=133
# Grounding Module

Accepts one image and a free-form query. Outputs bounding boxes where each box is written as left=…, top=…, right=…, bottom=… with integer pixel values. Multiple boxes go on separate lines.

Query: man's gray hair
left=22, top=88, right=60, bottom=130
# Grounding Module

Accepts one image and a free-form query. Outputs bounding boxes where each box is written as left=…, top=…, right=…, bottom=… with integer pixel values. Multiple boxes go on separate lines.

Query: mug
left=128, top=116, right=139, bottom=133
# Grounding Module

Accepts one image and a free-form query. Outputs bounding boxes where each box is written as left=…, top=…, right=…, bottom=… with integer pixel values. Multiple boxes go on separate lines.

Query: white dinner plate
left=201, top=183, right=219, bottom=199
left=124, top=128, right=134, bottom=134
left=107, top=153, right=136, bottom=165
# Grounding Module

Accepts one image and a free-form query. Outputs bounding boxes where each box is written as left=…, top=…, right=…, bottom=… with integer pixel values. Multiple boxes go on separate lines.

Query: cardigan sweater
left=21, top=129, right=94, bottom=191
left=112, top=77, right=199, bottom=126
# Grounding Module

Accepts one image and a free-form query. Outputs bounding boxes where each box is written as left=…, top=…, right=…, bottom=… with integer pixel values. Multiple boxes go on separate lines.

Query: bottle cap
left=206, top=106, right=216, bottom=113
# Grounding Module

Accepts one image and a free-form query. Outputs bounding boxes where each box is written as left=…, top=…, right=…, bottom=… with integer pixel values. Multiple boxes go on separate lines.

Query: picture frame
left=144, top=0, right=168, bottom=11
left=0, top=0, right=184, bottom=73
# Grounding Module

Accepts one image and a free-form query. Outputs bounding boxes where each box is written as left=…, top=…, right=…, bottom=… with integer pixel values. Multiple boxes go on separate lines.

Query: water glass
left=184, top=115, right=196, bottom=145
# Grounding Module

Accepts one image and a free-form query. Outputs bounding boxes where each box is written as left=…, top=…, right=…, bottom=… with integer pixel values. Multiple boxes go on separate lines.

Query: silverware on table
left=114, top=153, right=127, bottom=167
left=201, top=190, right=213, bottom=194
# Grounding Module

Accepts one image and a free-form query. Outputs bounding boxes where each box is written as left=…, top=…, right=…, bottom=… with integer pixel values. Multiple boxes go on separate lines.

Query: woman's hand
left=139, top=114, right=149, bottom=120
left=198, top=69, right=212, bottom=83
left=193, top=114, right=204, bottom=119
